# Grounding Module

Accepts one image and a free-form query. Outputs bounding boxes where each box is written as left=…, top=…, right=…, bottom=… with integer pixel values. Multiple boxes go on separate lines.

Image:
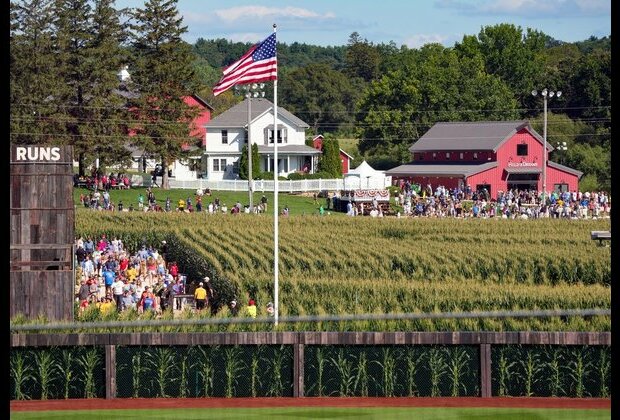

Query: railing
left=165, top=177, right=392, bottom=192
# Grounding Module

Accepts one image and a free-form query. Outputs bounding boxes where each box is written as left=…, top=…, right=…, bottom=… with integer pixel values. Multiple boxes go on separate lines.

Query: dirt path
left=11, top=397, right=611, bottom=412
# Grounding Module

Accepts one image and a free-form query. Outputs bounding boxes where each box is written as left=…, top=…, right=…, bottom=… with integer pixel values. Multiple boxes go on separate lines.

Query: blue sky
left=119, top=0, right=610, bottom=48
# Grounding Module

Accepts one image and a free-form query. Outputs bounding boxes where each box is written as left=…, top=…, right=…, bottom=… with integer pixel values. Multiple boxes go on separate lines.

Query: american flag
left=212, top=33, right=277, bottom=96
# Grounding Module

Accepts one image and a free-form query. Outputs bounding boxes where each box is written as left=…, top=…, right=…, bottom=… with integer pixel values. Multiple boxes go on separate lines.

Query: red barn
left=184, top=94, right=213, bottom=146
left=386, top=121, right=582, bottom=199
left=312, top=135, right=354, bottom=174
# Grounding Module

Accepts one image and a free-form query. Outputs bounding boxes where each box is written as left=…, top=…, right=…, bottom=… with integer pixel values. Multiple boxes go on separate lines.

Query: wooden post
left=479, top=343, right=492, bottom=398
left=293, top=343, right=305, bottom=397
left=105, top=345, right=116, bottom=399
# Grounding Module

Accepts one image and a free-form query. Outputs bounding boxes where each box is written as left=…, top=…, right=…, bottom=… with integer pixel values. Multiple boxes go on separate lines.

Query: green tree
left=127, top=0, right=200, bottom=189
left=455, top=24, right=546, bottom=105
left=356, top=43, right=518, bottom=165
left=345, top=32, right=381, bottom=83
left=318, top=136, right=342, bottom=177
left=54, top=0, right=130, bottom=175
left=10, top=0, right=64, bottom=145
left=280, top=63, right=358, bottom=134
left=238, top=143, right=260, bottom=180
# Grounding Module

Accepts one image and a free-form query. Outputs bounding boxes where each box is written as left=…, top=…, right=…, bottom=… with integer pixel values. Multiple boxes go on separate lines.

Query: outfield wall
left=10, top=331, right=611, bottom=400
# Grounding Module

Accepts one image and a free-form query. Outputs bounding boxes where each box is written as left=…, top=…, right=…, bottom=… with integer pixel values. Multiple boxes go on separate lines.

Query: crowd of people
left=74, top=172, right=132, bottom=191
left=392, top=182, right=611, bottom=219
left=78, top=186, right=273, bottom=215
left=74, top=235, right=274, bottom=318
left=74, top=235, right=194, bottom=315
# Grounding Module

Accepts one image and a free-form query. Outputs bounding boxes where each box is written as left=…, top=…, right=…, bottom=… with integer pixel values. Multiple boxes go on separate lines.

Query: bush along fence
left=10, top=331, right=610, bottom=400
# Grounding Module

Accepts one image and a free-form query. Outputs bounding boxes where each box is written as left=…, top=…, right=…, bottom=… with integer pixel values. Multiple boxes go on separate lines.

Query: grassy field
left=74, top=186, right=335, bottom=216
left=8, top=407, right=612, bottom=420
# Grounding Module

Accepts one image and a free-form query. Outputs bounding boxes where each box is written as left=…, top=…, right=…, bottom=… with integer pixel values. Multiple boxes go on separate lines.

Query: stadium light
left=531, top=88, right=562, bottom=204
left=235, top=83, right=266, bottom=211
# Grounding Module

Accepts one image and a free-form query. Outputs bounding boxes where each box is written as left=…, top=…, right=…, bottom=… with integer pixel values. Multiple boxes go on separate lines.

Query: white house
left=204, top=98, right=321, bottom=180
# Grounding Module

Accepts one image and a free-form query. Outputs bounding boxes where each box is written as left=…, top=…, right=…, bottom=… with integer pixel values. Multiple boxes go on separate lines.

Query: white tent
left=343, top=160, right=391, bottom=190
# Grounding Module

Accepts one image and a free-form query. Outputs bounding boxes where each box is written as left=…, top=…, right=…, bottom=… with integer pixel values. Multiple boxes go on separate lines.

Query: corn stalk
left=428, top=347, right=448, bottom=397
left=190, top=346, right=216, bottom=397
left=10, top=350, right=35, bottom=400
left=447, top=346, right=471, bottom=397
left=144, top=347, right=176, bottom=398
left=518, top=346, right=544, bottom=397
left=597, top=347, right=611, bottom=398
left=405, top=347, right=424, bottom=397
left=545, top=347, right=565, bottom=397
left=224, top=346, right=244, bottom=398
left=35, top=349, right=57, bottom=400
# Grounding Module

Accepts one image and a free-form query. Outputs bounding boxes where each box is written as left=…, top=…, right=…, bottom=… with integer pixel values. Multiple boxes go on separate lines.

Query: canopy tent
left=343, top=160, right=390, bottom=190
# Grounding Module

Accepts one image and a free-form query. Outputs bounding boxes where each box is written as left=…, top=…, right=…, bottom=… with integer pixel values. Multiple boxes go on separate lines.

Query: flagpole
left=272, top=23, right=279, bottom=326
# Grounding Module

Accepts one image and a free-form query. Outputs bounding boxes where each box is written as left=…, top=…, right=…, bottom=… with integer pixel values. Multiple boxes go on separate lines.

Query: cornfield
left=59, top=212, right=613, bottom=332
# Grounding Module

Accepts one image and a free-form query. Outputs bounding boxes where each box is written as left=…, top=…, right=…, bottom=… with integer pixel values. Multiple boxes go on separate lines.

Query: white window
left=459, top=152, right=464, bottom=160
left=473, top=152, right=478, bottom=160
left=446, top=152, right=451, bottom=159
left=268, top=158, right=288, bottom=173
left=213, top=158, right=226, bottom=172
left=266, top=126, right=287, bottom=144
left=221, top=130, right=228, bottom=144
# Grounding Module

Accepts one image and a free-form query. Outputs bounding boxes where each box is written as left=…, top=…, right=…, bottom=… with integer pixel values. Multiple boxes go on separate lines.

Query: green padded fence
left=491, top=345, right=611, bottom=398
left=115, top=345, right=294, bottom=398
left=10, top=346, right=106, bottom=400
left=304, top=345, right=479, bottom=397
left=10, top=343, right=611, bottom=400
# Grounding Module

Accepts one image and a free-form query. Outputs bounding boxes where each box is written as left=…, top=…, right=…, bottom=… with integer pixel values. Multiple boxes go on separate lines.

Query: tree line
left=10, top=1, right=610, bottom=190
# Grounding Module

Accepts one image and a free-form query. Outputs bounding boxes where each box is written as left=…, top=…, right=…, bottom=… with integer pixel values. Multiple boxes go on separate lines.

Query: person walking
left=111, top=276, right=125, bottom=312
left=194, top=281, right=207, bottom=312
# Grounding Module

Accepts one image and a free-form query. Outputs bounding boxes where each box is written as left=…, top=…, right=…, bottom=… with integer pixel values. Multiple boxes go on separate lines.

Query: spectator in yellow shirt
left=194, top=282, right=207, bottom=311
left=246, top=299, right=257, bottom=318
left=126, top=266, right=138, bottom=283
left=98, top=296, right=115, bottom=315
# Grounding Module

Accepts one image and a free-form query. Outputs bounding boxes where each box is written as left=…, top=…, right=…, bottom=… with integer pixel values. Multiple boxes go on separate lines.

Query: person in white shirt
left=111, top=278, right=125, bottom=312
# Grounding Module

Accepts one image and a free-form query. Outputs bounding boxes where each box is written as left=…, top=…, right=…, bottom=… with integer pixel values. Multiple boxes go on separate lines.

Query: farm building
left=204, top=98, right=321, bottom=180
left=386, top=121, right=582, bottom=199
left=311, top=135, right=354, bottom=174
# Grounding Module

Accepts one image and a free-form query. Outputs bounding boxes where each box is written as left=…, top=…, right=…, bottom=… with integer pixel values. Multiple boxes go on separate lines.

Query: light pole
left=531, top=88, right=561, bottom=204
left=555, top=141, right=567, bottom=165
left=235, top=83, right=265, bottom=211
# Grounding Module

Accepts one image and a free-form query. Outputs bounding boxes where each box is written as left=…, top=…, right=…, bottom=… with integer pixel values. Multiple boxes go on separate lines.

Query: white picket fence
left=131, top=175, right=392, bottom=192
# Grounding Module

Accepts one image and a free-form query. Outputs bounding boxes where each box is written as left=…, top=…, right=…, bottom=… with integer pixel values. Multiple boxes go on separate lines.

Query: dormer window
left=221, top=130, right=228, bottom=144
left=265, top=125, right=287, bottom=144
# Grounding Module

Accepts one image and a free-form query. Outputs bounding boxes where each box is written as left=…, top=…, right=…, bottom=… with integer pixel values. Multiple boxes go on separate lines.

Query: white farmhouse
left=204, top=98, right=321, bottom=180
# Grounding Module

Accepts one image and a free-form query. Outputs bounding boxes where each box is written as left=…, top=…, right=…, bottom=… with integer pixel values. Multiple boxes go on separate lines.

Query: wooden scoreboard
left=10, top=145, right=75, bottom=320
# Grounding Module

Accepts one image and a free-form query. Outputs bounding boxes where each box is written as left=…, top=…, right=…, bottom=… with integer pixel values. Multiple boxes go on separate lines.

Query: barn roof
left=409, top=121, right=550, bottom=153
left=385, top=161, right=498, bottom=177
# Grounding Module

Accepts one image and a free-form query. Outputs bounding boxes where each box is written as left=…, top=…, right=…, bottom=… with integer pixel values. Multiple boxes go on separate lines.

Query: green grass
left=74, top=186, right=340, bottom=217
left=9, top=407, right=611, bottom=420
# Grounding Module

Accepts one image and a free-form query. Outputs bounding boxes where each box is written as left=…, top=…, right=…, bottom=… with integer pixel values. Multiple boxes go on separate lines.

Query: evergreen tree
left=238, top=143, right=261, bottom=180
left=127, top=0, right=199, bottom=189
left=10, top=0, right=63, bottom=145
left=318, top=136, right=342, bottom=177
left=54, top=0, right=130, bottom=175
